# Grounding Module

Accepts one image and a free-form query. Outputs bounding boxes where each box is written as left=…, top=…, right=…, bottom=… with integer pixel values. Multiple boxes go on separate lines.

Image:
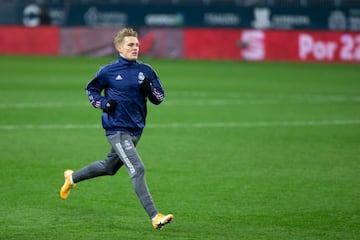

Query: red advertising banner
left=297, top=31, right=360, bottom=62
left=184, top=28, right=360, bottom=63
left=183, top=28, right=242, bottom=60
left=0, top=26, right=60, bottom=55
left=0, top=26, right=358, bottom=63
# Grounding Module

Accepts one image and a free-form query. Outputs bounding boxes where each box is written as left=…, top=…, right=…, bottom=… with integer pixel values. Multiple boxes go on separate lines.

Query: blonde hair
left=113, top=28, right=138, bottom=48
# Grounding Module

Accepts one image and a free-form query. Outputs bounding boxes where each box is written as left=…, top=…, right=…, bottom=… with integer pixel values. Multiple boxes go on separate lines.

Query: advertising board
left=2, top=2, right=359, bottom=31
left=183, top=28, right=360, bottom=63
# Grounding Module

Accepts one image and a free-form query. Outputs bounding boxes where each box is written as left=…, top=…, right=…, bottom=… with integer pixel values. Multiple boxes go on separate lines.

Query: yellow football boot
left=60, top=169, right=75, bottom=200
left=152, top=213, right=174, bottom=230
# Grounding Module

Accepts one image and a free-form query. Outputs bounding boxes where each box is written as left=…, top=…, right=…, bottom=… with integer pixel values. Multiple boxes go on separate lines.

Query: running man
left=60, top=28, right=173, bottom=230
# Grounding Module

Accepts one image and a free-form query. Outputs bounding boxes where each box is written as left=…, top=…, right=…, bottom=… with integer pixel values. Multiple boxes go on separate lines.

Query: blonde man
left=60, top=28, right=173, bottom=230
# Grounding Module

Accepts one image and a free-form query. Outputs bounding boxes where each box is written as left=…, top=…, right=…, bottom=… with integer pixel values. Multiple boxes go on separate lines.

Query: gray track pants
left=72, top=131, right=158, bottom=219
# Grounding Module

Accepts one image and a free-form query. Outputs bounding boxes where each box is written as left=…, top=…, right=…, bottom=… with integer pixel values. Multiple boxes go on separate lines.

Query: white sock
left=152, top=213, right=159, bottom=220
left=70, top=176, right=74, bottom=184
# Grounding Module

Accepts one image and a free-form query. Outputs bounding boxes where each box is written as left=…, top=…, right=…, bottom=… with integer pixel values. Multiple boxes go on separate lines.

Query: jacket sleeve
left=85, top=68, right=109, bottom=110
left=146, top=68, right=165, bottom=105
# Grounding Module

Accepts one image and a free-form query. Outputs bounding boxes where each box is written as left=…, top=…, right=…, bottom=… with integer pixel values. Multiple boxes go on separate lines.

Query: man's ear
left=115, top=44, right=122, bottom=53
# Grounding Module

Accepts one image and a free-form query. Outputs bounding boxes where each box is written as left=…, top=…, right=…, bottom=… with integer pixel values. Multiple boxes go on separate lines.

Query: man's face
left=117, top=36, right=139, bottom=61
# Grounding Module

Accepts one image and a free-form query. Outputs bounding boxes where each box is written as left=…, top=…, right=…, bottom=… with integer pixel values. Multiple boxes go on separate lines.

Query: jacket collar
left=117, top=55, right=137, bottom=65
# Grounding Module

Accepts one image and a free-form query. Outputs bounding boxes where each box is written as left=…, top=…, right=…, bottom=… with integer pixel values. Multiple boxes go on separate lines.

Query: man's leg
left=108, top=132, right=173, bottom=229
left=107, top=132, right=158, bottom=219
left=60, top=148, right=123, bottom=199
left=72, top=149, right=123, bottom=183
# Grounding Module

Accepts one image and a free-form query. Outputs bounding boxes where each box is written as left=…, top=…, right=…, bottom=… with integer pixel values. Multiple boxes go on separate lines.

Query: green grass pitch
left=0, top=55, right=359, bottom=239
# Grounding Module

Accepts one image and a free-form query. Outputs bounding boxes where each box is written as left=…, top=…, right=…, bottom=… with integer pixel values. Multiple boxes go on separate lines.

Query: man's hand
left=140, top=78, right=152, bottom=96
left=104, top=99, right=117, bottom=113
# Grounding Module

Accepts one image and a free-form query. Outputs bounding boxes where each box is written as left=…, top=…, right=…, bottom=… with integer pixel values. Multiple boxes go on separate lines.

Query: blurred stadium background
left=0, top=0, right=359, bottom=62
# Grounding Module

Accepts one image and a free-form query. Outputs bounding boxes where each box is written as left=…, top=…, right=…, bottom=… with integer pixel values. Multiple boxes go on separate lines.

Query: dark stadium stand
left=0, top=0, right=359, bottom=7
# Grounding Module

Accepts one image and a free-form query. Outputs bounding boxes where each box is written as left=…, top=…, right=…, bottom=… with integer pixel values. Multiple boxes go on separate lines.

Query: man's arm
left=85, top=69, right=116, bottom=112
left=140, top=68, right=165, bottom=105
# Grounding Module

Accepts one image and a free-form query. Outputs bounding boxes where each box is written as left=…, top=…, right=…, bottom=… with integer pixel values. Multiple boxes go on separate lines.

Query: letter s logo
left=240, top=30, right=265, bottom=61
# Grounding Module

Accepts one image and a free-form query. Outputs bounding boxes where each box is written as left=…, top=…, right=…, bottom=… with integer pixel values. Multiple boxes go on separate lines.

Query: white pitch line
left=0, top=95, right=359, bottom=109
left=0, top=120, right=359, bottom=131
left=149, top=120, right=360, bottom=128
left=0, top=124, right=100, bottom=130
left=0, top=102, right=88, bottom=109
left=0, top=100, right=277, bottom=108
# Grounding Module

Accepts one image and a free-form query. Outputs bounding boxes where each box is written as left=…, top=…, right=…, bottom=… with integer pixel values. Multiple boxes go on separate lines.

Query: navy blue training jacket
left=85, top=56, right=165, bottom=136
